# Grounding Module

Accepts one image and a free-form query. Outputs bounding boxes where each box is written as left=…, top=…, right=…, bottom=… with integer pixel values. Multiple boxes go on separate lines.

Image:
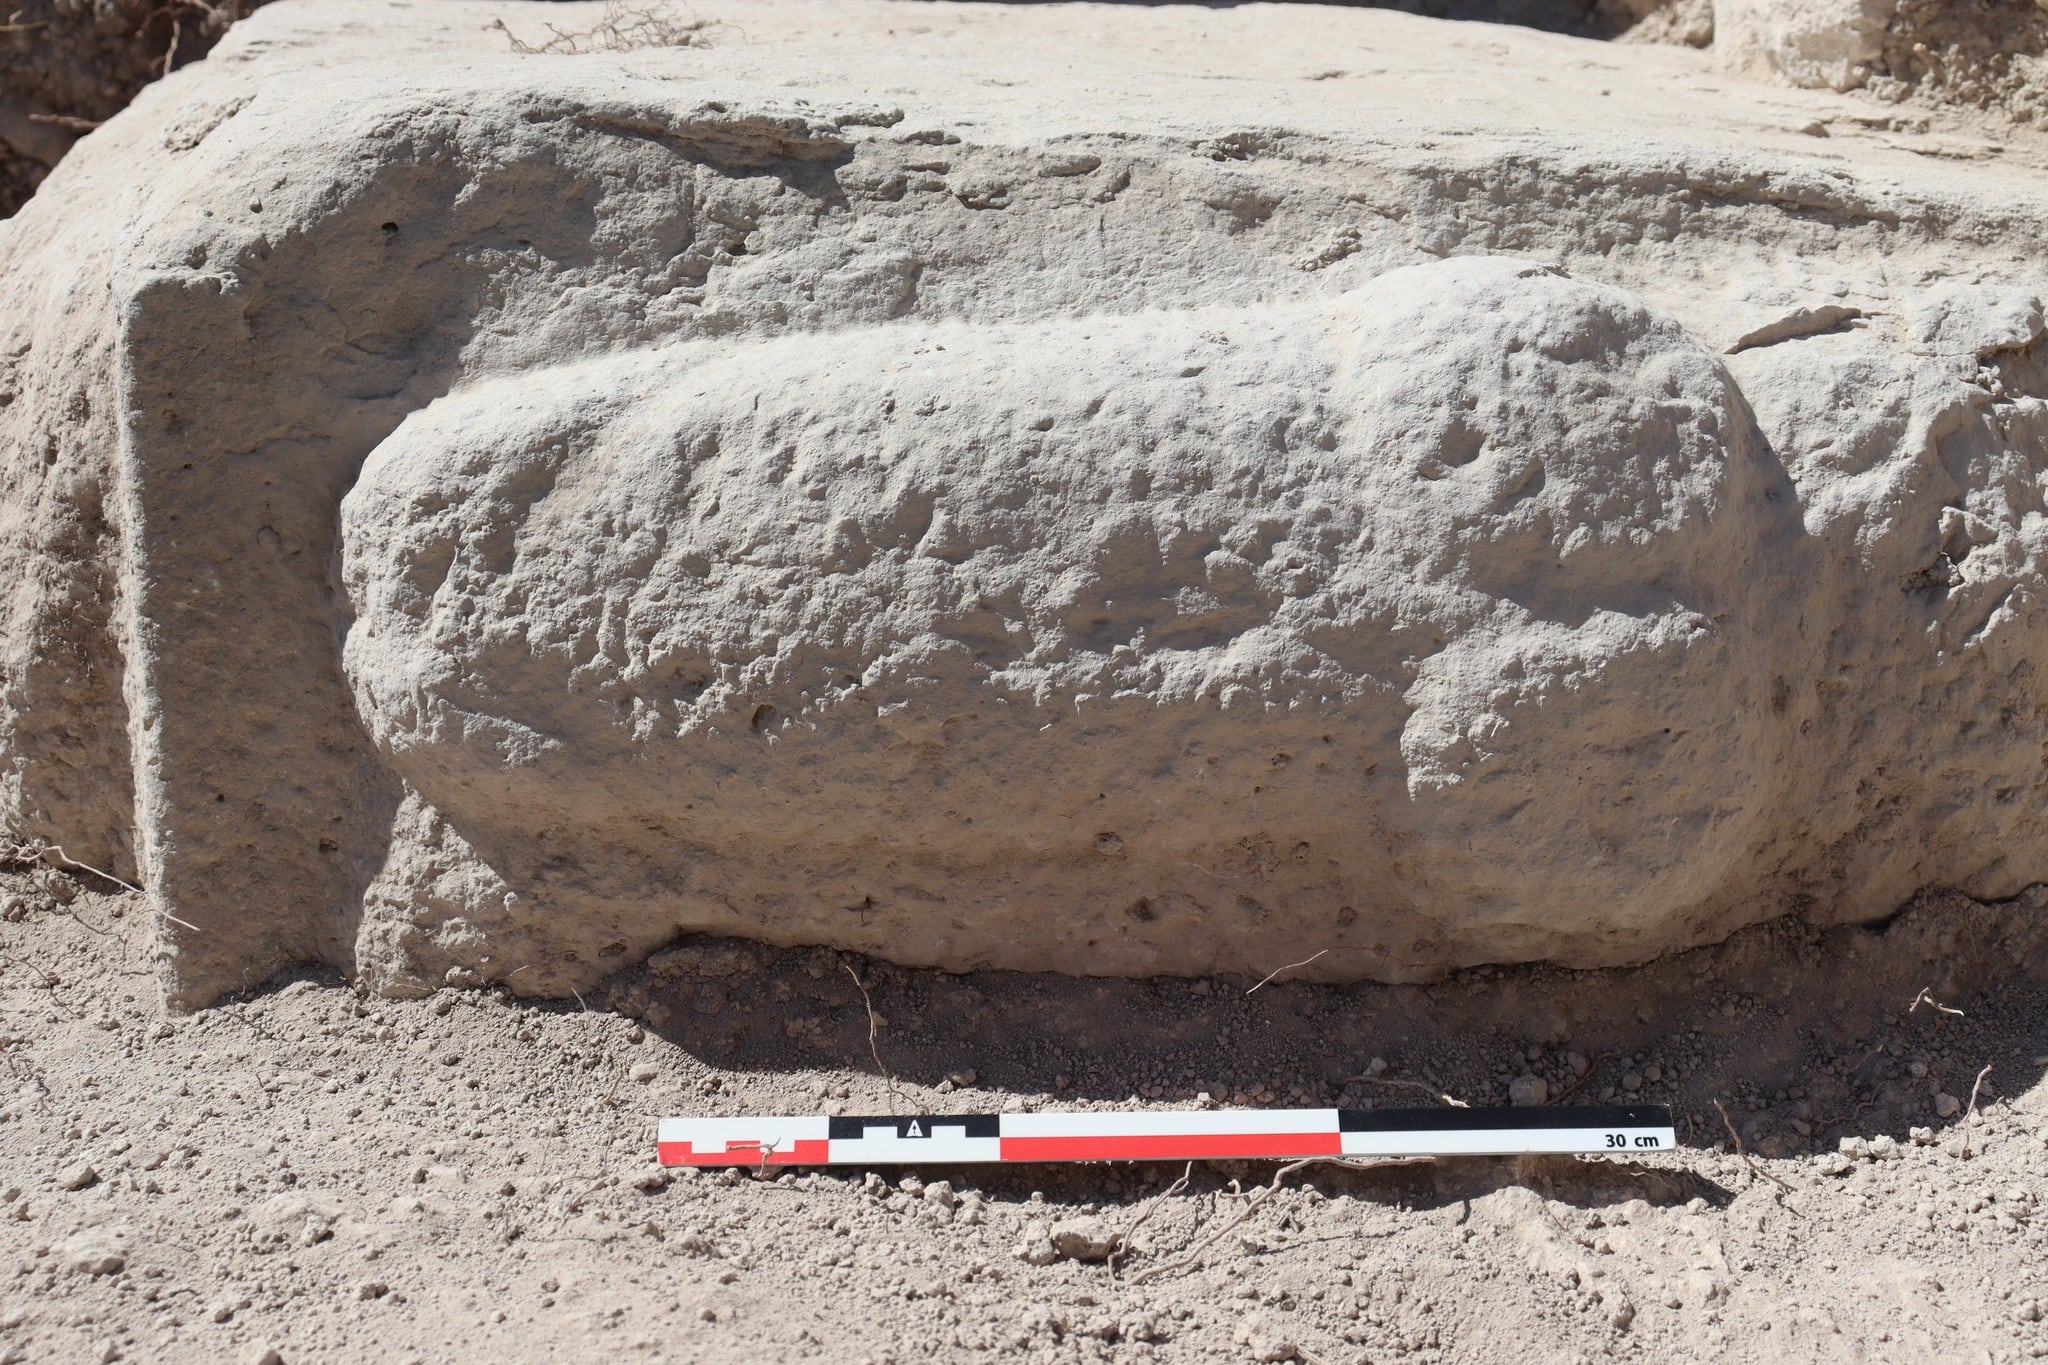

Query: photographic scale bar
left=656, top=1104, right=1676, bottom=1167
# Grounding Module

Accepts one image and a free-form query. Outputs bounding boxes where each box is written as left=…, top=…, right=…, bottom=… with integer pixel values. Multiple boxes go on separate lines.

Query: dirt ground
left=3, top=848, right=2046, bottom=1364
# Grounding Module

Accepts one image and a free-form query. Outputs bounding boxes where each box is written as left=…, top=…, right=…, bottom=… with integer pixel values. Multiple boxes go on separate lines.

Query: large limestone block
left=1, top=0, right=2044, bottom=1006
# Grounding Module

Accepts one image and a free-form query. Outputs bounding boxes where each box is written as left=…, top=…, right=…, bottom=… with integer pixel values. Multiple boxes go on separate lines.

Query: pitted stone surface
left=339, top=257, right=1796, bottom=984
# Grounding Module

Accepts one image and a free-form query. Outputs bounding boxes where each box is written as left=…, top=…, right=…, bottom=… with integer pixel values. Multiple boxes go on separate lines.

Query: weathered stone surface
left=0, top=0, right=2044, bottom=1006
left=1715, top=0, right=1893, bottom=91
left=341, top=255, right=1796, bottom=989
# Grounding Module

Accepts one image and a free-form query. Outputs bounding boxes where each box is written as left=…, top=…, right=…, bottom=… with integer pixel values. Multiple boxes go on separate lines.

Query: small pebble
left=1050, top=1216, right=1118, bottom=1262
left=1235, top=1313, right=1301, bottom=1363
left=630, top=1063, right=658, bottom=1084
left=58, top=1163, right=98, bottom=1192
left=59, top=1233, right=126, bottom=1277
left=1012, top=1219, right=1058, bottom=1266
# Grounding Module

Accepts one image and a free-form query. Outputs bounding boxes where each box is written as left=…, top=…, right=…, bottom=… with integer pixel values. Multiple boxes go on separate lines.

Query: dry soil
left=4, top=851, right=2047, bottom=1363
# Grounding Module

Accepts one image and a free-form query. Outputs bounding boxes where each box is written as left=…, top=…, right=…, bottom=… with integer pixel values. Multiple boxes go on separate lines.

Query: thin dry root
left=1908, top=986, right=1964, bottom=1017
left=34, top=843, right=140, bottom=895
left=1960, top=1064, right=1995, bottom=1158
left=489, top=1, right=709, bottom=55
left=843, top=963, right=909, bottom=1116
left=32, top=842, right=201, bottom=934
left=1245, top=948, right=1331, bottom=995
left=1344, top=1074, right=1470, bottom=1108
left=1108, top=1162, right=1194, bottom=1277
left=1549, top=1051, right=1618, bottom=1104
left=1130, top=1155, right=1432, bottom=1283
left=1714, top=1098, right=1794, bottom=1194
left=0, top=950, right=85, bottom=1019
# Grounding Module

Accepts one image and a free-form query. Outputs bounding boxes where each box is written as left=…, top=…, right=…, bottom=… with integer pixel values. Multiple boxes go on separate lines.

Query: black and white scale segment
left=656, top=1104, right=1676, bottom=1167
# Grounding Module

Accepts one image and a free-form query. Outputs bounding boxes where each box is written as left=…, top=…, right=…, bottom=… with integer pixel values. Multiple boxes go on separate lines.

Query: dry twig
left=488, top=2, right=709, bottom=55
left=1131, top=1155, right=1432, bottom=1283
left=26, top=113, right=100, bottom=132
left=1549, top=1051, right=1619, bottom=1105
left=1960, top=1064, right=1995, bottom=1158
left=36, top=842, right=141, bottom=894
left=35, top=841, right=202, bottom=933
left=0, top=1036, right=42, bottom=1085
left=0, top=949, right=85, bottom=1018
left=843, top=963, right=908, bottom=1116
left=1108, top=1162, right=1193, bottom=1278
left=1343, top=1074, right=1470, bottom=1108
left=1908, top=986, right=1964, bottom=1017
left=55, top=900, right=117, bottom=942
left=1714, top=1098, right=1793, bottom=1193
left=0, top=948, right=60, bottom=990
left=1245, top=948, right=1330, bottom=995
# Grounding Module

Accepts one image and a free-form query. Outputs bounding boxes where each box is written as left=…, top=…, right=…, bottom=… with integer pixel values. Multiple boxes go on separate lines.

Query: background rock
left=0, top=0, right=272, bottom=216
left=1718, top=0, right=2048, bottom=117
left=1715, top=0, right=1895, bottom=91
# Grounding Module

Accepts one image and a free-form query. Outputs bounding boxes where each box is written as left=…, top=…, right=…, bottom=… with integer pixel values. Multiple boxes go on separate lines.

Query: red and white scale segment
left=657, top=1104, right=1676, bottom=1167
